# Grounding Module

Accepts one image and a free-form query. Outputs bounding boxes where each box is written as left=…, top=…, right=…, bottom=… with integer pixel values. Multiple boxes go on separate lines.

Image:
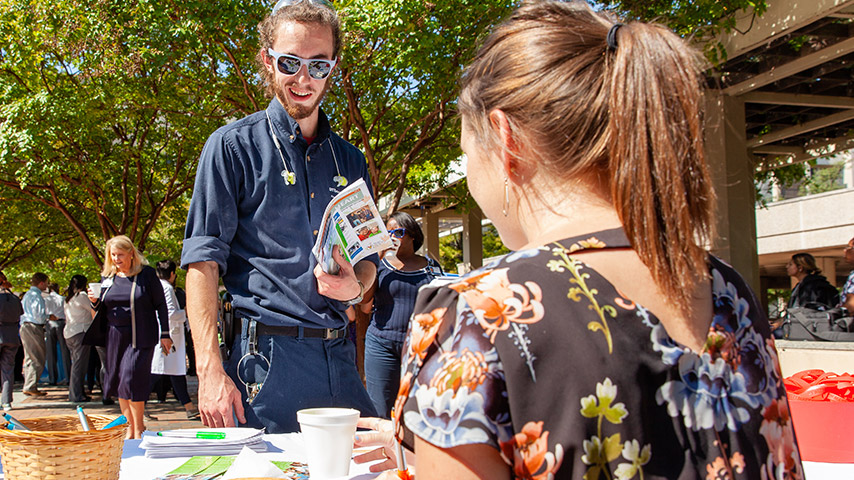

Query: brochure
left=155, top=455, right=307, bottom=479
left=312, top=178, right=393, bottom=274
left=140, top=428, right=266, bottom=458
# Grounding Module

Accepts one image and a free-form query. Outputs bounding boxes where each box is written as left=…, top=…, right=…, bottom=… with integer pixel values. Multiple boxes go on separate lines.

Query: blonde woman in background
left=88, top=235, right=170, bottom=439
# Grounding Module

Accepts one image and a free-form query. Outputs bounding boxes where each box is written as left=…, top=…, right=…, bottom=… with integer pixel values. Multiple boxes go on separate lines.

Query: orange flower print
left=500, top=421, right=563, bottom=480
left=449, top=268, right=544, bottom=343
left=408, top=307, right=447, bottom=361
left=703, top=326, right=739, bottom=369
left=566, top=237, right=607, bottom=254
left=393, top=372, right=413, bottom=439
left=759, top=399, right=802, bottom=478
left=429, top=348, right=489, bottom=397
left=705, top=452, right=745, bottom=480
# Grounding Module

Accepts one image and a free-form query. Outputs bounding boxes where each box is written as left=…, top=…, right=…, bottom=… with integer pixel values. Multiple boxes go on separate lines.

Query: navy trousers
left=364, top=332, right=404, bottom=419
left=225, top=325, right=376, bottom=433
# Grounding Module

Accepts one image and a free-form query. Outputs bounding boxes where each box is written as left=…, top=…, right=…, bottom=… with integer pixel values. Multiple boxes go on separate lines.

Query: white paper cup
left=88, top=282, right=102, bottom=297
left=297, top=407, right=360, bottom=480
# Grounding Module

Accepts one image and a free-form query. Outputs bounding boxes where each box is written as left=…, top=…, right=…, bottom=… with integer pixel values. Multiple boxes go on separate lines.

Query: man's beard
left=274, top=80, right=330, bottom=120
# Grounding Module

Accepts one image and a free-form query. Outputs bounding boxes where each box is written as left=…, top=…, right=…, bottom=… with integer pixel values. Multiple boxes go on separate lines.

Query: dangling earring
left=503, top=177, right=509, bottom=217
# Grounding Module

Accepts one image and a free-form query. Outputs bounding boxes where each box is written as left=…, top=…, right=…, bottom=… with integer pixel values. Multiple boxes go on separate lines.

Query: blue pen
left=100, top=415, right=128, bottom=430
left=3, top=413, right=29, bottom=431
left=77, top=405, right=91, bottom=431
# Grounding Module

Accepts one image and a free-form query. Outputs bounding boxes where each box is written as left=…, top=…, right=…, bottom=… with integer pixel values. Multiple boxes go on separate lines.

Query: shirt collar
left=266, top=98, right=332, bottom=144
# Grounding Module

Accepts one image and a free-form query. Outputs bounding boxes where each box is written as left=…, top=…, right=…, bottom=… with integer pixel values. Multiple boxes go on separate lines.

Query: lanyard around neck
left=264, top=110, right=347, bottom=187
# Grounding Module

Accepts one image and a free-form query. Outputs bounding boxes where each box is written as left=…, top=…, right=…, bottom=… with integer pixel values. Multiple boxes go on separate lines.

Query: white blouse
left=63, top=291, right=94, bottom=338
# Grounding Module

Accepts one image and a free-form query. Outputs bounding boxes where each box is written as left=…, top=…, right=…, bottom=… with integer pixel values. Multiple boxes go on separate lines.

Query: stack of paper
left=140, top=428, right=267, bottom=458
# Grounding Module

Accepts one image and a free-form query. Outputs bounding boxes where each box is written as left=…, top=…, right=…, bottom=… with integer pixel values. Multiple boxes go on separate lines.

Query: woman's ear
left=488, top=109, right=528, bottom=183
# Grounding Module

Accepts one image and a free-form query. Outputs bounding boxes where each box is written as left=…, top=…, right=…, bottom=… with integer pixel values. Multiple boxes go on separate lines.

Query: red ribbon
left=785, top=369, right=854, bottom=402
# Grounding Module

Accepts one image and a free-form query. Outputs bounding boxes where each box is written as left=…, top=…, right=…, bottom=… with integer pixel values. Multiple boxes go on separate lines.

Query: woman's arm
left=414, top=436, right=511, bottom=479
left=844, top=293, right=854, bottom=313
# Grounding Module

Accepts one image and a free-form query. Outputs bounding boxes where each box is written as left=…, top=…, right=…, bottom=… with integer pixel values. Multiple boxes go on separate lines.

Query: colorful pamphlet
left=155, top=455, right=307, bottom=479
left=312, top=178, right=392, bottom=274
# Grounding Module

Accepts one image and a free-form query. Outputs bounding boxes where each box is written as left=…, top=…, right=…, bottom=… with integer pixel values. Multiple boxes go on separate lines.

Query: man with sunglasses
left=182, top=0, right=377, bottom=433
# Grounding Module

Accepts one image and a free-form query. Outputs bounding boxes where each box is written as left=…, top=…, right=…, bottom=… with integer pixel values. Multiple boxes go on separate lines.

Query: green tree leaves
left=0, top=0, right=266, bottom=269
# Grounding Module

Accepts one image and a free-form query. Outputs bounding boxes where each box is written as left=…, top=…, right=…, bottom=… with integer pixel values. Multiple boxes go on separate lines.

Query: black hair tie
left=607, top=23, right=623, bottom=50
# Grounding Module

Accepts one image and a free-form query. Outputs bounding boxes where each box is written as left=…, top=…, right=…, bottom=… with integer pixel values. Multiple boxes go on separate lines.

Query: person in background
left=64, top=274, right=94, bottom=403
left=361, top=212, right=442, bottom=418
left=0, top=272, right=22, bottom=411
left=182, top=0, right=376, bottom=433
left=356, top=2, right=802, bottom=478
left=149, top=260, right=198, bottom=419
left=20, top=272, right=52, bottom=397
left=88, top=235, right=170, bottom=439
left=786, top=252, right=839, bottom=311
left=44, top=282, right=71, bottom=386
left=839, top=236, right=854, bottom=313
left=174, top=285, right=195, bottom=376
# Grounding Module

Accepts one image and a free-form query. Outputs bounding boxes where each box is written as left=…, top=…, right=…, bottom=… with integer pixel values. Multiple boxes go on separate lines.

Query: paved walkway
left=5, top=377, right=202, bottom=432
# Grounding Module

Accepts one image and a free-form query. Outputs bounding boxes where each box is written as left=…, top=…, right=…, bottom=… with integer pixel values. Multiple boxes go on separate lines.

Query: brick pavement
left=5, top=376, right=202, bottom=432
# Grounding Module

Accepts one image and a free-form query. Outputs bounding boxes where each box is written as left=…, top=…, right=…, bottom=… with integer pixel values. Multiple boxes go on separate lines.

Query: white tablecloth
left=119, top=432, right=379, bottom=479
left=0, top=436, right=847, bottom=478
left=118, top=443, right=849, bottom=479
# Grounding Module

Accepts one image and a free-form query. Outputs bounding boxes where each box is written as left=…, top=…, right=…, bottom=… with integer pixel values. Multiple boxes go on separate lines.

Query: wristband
left=343, top=280, right=365, bottom=307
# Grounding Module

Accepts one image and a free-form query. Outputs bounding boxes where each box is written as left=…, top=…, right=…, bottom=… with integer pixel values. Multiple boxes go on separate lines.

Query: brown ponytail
left=607, top=22, right=715, bottom=316
left=459, top=1, right=715, bottom=316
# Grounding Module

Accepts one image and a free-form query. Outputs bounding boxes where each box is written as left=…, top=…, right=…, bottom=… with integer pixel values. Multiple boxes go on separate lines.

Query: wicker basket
left=0, top=414, right=127, bottom=480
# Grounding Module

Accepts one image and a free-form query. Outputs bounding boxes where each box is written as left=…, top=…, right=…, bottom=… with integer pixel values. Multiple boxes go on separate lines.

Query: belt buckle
left=323, top=328, right=336, bottom=339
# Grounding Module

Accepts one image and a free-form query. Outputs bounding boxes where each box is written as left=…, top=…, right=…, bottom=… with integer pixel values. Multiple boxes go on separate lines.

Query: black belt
left=255, top=323, right=349, bottom=340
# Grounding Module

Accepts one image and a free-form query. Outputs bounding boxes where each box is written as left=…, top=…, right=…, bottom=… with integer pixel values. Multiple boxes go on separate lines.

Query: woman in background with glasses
left=360, top=212, right=442, bottom=418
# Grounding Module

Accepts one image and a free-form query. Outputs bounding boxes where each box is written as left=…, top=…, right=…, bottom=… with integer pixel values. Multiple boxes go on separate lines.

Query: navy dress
left=102, top=266, right=168, bottom=402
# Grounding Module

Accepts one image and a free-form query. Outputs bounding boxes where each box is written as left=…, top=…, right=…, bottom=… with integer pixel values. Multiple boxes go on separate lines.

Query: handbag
left=83, top=278, right=114, bottom=347
left=783, top=307, right=854, bottom=341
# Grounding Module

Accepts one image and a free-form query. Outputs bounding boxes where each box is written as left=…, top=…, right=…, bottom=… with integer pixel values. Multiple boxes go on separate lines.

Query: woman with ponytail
left=357, top=1, right=803, bottom=478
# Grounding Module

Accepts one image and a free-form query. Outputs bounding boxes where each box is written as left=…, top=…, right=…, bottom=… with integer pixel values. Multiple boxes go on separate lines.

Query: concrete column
left=705, top=90, right=761, bottom=293
left=420, top=212, right=440, bottom=262
left=816, top=257, right=837, bottom=287
left=462, top=207, right=484, bottom=271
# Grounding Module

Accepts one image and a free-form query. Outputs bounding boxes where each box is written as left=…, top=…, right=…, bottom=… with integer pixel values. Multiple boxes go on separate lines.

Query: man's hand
left=187, top=261, right=246, bottom=428
left=198, top=367, right=245, bottom=428
left=314, top=245, right=362, bottom=302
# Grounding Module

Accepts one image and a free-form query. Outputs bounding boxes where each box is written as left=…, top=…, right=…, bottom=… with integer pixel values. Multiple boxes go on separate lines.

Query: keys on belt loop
left=247, top=319, right=258, bottom=355
left=237, top=319, right=270, bottom=404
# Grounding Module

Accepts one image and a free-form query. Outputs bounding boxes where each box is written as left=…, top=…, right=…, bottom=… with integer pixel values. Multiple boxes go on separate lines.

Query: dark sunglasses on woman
left=389, top=228, right=406, bottom=239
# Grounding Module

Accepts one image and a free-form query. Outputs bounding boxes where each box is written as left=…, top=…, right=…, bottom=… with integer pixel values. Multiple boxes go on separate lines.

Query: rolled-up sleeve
left=181, top=131, right=240, bottom=274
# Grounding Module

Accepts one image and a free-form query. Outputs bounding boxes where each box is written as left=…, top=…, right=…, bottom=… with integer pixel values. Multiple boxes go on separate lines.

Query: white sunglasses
left=267, top=48, right=337, bottom=80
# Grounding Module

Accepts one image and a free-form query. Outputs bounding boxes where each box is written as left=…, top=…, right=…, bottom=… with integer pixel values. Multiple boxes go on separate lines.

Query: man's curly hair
left=256, top=2, right=342, bottom=99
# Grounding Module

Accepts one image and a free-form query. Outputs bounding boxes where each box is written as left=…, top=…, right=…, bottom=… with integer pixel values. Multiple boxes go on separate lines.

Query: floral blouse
left=396, top=228, right=802, bottom=479
left=839, top=270, right=854, bottom=308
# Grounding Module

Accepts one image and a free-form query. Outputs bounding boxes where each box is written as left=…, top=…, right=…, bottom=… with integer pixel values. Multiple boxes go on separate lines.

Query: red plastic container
left=787, top=393, right=854, bottom=462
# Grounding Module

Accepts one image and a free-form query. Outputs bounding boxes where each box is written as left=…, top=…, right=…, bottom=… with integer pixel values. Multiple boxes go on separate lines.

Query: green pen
left=156, top=431, right=227, bottom=439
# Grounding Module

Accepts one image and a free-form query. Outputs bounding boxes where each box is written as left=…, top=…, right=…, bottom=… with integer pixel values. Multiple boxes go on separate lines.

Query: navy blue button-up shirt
left=181, top=99, right=376, bottom=329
